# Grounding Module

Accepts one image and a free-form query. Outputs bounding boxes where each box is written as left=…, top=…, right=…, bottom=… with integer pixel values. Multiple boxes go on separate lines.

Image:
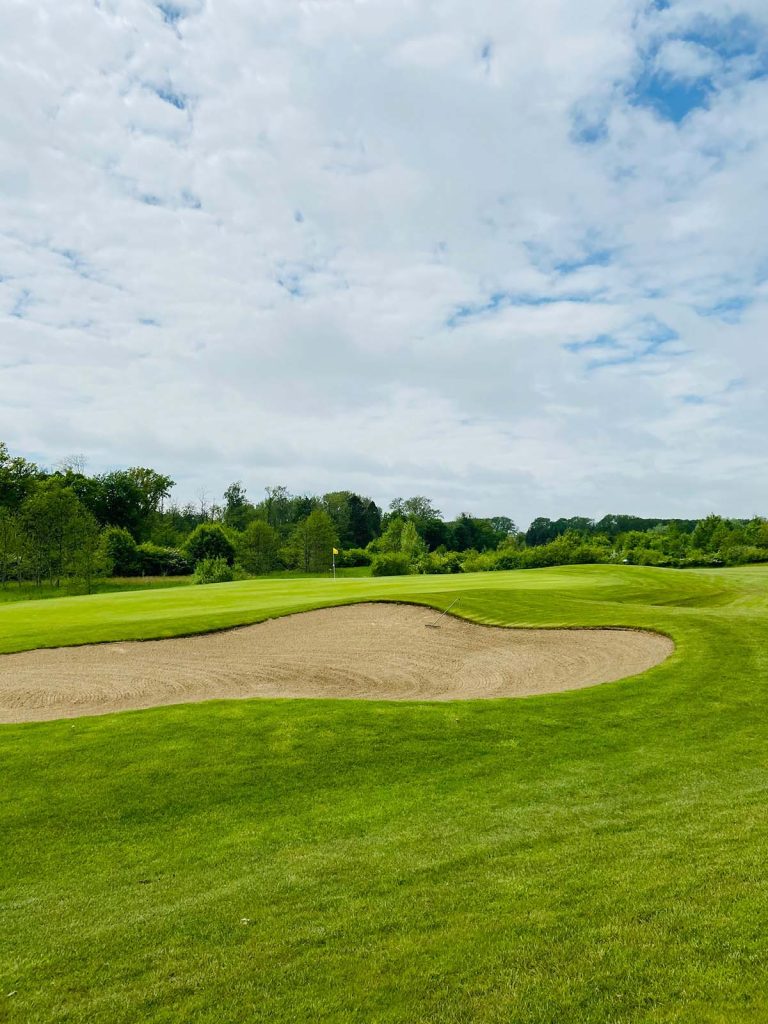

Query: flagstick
left=332, top=550, right=336, bottom=580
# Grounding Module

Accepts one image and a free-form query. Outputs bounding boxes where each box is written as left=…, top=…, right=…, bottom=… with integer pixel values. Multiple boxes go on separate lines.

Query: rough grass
left=1, top=565, right=768, bottom=1023
left=0, top=576, right=194, bottom=605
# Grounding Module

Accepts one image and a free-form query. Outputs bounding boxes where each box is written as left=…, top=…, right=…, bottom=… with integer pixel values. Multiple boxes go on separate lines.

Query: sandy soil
left=0, top=603, right=674, bottom=723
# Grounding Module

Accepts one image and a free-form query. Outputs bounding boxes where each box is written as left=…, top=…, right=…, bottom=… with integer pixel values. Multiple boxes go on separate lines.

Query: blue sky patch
left=151, top=85, right=188, bottom=110
left=525, top=238, right=615, bottom=277
left=563, top=334, right=617, bottom=354
left=446, top=290, right=597, bottom=328
left=276, top=265, right=309, bottom=298
left=54, top=247, right=102, bottom=282
left=10, top=289, right=32, bottom=319
left=181, top=190, right=202, bottom=209
left=570, top=107, right=608, bottom=145
left=565, top=319, right=682, bottom=371
left=629, top=15, right=768, bottom=123
left=695, top=295, right=751, bottom=323
left=552, top=248, right=613, bottom=275
left=157, top=3, right=185, bottom=25
left=631, top=70, right=713, bottom=123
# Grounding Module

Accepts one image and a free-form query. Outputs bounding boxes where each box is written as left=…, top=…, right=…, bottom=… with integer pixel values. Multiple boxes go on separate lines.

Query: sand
left=0, top=602, right=674, bottom=723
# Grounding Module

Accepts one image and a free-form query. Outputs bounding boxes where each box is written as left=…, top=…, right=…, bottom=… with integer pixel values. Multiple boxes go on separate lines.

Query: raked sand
left=0, top=602, right=674, bottom=723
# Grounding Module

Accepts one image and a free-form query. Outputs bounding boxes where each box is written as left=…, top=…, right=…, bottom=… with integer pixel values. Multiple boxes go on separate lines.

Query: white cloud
left=654, top=39, right=722, bottom=81
left=0, top=0, right=766, bottom=524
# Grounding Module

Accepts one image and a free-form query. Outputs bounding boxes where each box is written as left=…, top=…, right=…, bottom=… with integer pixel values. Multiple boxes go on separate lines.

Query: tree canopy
left=0, top=440, right=765, bottom=588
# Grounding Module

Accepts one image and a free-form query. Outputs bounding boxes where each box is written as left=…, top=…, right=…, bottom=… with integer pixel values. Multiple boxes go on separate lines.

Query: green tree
left=692, top=515, right=725, bottom=552
left=370, top=515, right=405, bottom=553
left=323, top=491, right=353, bottom=547
left=745, top=517, right=768, bottom=549
left=287, top=509, right=338, bottom=572
left=0, top=509, right=21, bottom=586
left=400, top=521, right=426, bottom=561
left=126, top=467, right=175, bottom=523
left=70, top=512, right=110, bottom=594
left=0, top=442, right=41, bottom=511
left=347, top=493, right=382, bottom=547
left=20, top=480, right=86, bottom=586
left=237, top=520, right=281, bottom=575
left=223, top=482, right=254, bottom=530
left=388, top=496, right=443, bottom=545
left=262, top=485, right=292, bottom=532
left=90, top=471, right=146, bottom=537
left=184, top=523, right=236, bottom=565
left=321, top=492, right=382, bottom=548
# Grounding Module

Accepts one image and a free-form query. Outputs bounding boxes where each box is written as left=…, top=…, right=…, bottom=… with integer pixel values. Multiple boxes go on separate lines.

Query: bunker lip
left=0, top=602, right=674, bottom=724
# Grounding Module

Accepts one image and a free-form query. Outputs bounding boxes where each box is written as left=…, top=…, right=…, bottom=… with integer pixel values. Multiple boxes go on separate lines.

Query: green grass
left=0, top=576, right=194, bottom=605
left=1, top=564, right=768, bottom=1022
left=0, top=568, right=370, bottom=607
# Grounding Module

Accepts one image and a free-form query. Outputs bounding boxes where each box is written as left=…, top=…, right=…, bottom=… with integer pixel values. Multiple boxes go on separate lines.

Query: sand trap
left=0, top=603, right=674, bottom=723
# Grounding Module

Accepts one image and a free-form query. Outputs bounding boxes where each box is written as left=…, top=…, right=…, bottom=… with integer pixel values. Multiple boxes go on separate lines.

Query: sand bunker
left=0, top=603, right=673, bottom=723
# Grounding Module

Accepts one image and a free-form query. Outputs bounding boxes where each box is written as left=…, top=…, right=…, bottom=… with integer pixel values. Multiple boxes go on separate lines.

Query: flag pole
left=332, top=548, right=336, bottom=580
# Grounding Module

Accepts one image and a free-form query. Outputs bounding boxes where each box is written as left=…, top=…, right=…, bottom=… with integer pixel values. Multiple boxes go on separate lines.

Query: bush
left=101, top=526, right=139, bottom=576
left=417, top=551, right=463, bottom=574
left=334, top=547, right=372, bottom=568
left=460, top=550, right=496, bottom=573
left=137, top=543, right=190, bottom=576
left=193, top=557, right=234, bottom=585
left=492, top=549, right=522, bottom=570
left=184, top=523, right=236, bottom=566
left=370, top=552, right=413, bottom=577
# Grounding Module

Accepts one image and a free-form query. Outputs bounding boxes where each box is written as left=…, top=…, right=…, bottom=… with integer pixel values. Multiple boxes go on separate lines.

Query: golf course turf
left=1, top=564, right=767, bottom=1022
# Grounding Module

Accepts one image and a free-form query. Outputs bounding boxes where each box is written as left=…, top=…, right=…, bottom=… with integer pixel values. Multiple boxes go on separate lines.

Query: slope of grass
left=1, top=564, right=768, bottom=1023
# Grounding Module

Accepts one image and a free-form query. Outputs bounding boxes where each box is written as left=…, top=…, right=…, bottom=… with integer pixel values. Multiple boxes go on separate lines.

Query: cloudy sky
left=1, top=0, right=767, bottom=524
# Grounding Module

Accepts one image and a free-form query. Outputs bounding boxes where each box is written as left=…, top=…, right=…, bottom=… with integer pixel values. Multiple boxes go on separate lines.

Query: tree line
left=1, top=441, right=766, bottom=590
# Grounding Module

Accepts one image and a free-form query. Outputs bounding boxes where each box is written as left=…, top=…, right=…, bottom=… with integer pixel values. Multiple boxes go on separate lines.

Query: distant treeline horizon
left=1, top=441, right=767, bottom=587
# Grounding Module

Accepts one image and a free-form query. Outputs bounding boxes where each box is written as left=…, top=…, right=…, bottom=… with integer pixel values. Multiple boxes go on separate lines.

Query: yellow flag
left=332, top=547, right=339, bottom=555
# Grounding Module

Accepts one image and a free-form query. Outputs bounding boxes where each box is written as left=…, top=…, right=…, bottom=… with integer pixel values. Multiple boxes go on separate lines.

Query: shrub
left=492, top=549, right=522, bottom=570
left=460, top=550, right=496, bottom=573
left=334, top=547, right=372, bottom=568
left=193, top=557, right=234, bottom=585
left=101, top=526, right=139, bottom=576
left=370, top=552, right=413, bottom=577
left=417, top=551, right=463, bottom=574
left=184, top=523, right=235, bottom=566
left=137, top=542, right=191, bottom=576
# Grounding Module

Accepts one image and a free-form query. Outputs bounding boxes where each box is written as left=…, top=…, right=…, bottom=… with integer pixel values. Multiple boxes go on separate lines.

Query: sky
left=1, top=0, right=767, bottom=526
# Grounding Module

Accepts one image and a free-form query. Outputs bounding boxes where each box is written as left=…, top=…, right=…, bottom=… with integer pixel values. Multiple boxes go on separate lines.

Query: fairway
left=2, top=564, right=768, bottom=1023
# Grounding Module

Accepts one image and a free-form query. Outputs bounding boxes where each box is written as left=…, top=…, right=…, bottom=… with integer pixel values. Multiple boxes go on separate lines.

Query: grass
left=1, top=564, right=767, bottom=1022
left=0, top=568, right=369, bottom=607
left=0, top=576, right=194, bottom=605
